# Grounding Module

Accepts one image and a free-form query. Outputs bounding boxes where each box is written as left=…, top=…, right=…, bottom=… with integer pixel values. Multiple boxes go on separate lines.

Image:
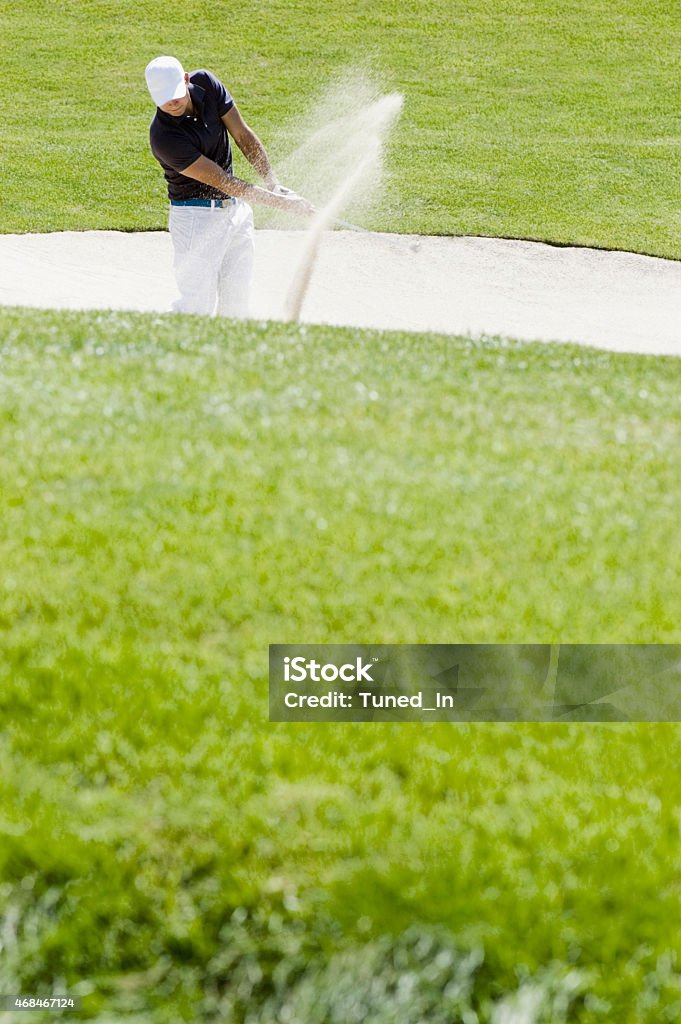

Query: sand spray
left=262, top=70, right=404, bottom=321
left=284, top=93, right=402, bottom=321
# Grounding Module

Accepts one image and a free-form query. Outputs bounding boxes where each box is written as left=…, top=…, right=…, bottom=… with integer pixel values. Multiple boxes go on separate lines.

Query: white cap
left=145, top=55, right=186, bottom=106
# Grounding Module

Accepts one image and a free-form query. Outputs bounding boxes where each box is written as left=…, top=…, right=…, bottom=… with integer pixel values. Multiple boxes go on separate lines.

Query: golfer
left=145, top=55, right=312, bottom=317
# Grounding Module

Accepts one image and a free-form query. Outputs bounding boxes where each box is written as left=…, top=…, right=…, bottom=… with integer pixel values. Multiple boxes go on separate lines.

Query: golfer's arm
left=179, top=155, right=287, bottom=210
left=221, top=106, right=277, bottom=188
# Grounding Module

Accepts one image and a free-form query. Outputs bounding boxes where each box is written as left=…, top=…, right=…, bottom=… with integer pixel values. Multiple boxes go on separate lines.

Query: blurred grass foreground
left=1, top=309, right=681, bottom=1020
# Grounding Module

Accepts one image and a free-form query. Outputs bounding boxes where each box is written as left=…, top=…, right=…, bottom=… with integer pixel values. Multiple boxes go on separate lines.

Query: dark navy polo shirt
left=149, top=69, right=235, bottom=201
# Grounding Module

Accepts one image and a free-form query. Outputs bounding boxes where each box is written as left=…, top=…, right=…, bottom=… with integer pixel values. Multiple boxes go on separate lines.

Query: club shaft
left=330, top=216, right=374, bottom=234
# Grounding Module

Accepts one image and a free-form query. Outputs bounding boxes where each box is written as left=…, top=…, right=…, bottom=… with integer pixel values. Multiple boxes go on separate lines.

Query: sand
left=0, top=229, right=679, bottom=356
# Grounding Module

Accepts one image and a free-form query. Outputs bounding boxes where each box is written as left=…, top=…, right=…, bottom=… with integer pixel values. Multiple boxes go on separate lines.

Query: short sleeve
left=201, top=69, right=234, bottom=116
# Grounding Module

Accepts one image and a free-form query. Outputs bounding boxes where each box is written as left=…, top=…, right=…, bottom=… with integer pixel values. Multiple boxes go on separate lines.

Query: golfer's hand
left=270, top=183, right=297, bottom=197
left=271, top=183, right=317, bottom=216
left=287, top=194, right=317, bottom=216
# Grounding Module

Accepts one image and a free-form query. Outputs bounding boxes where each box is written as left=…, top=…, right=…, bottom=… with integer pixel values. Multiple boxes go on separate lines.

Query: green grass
left=1, top=308, right=681, bottom=1020
left=3, top=1, right=681, bottom=255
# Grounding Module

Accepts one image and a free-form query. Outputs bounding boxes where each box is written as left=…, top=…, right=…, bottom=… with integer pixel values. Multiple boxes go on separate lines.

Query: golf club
left=330, top=215, right=376, bottom=234
left=330, top=216, right=422, bottom=252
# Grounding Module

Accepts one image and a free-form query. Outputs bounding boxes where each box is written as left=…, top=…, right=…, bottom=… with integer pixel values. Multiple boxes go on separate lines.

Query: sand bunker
left=0, top=230, right=679, bottom=356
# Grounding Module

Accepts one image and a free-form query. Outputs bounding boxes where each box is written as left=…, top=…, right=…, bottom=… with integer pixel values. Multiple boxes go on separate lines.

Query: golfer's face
left=160, top=82, right=190, bottom=117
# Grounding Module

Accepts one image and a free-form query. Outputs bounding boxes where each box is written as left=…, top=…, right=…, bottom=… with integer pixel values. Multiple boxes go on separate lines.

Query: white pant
left=168, top=200, right=255, bottom=317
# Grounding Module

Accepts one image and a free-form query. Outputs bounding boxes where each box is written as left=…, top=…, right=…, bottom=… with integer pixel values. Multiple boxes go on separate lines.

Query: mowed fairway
left=2, top=0, right=681, bottom=1021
